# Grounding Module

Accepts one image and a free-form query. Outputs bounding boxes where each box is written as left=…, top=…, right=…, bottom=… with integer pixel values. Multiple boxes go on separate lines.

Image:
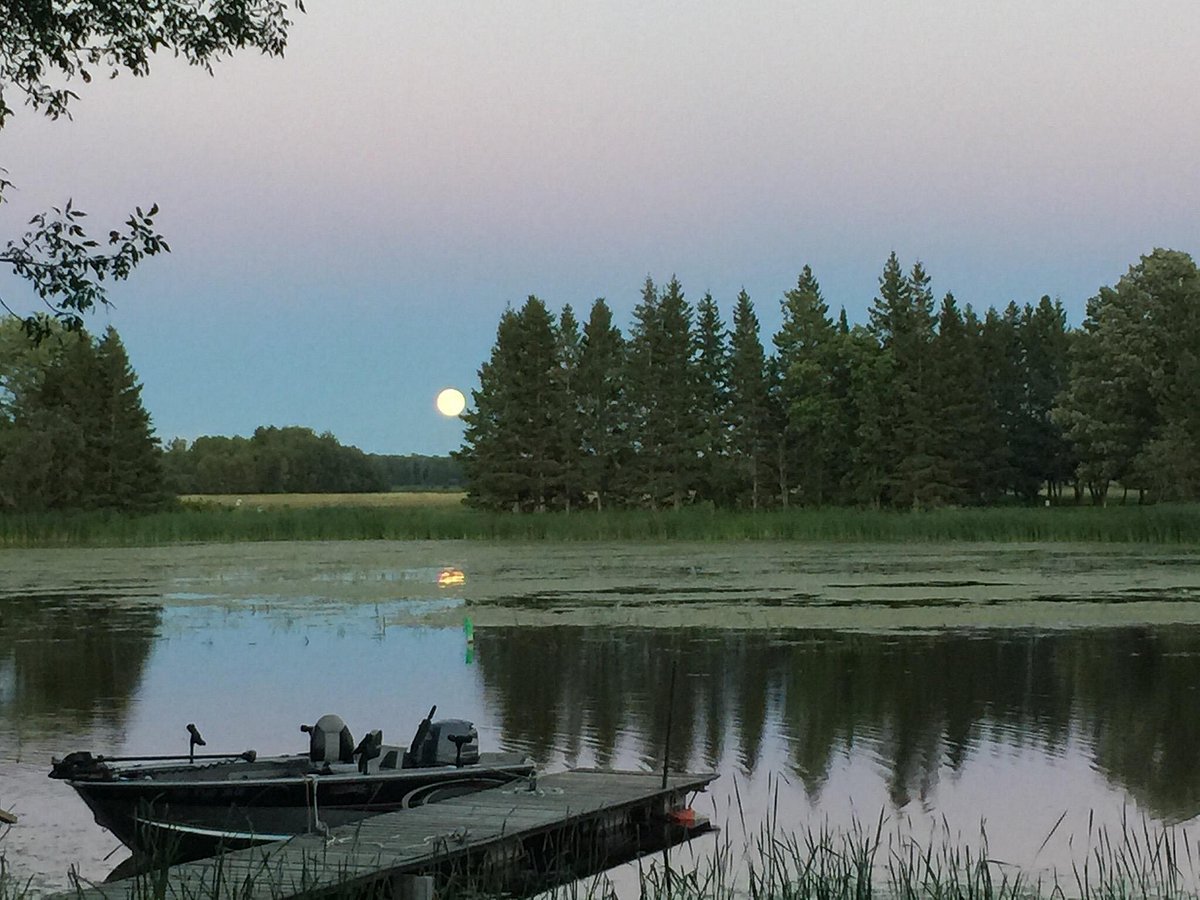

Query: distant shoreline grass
left=1, top=501, right=1198, bottom=548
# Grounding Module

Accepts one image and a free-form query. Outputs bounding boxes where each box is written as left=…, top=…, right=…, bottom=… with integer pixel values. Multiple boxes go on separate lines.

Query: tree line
left=0, top=316, right=463, bottom=510
left=459, top=248, right=1200, bottom=511
left=162, top=432, right=463, bottom=495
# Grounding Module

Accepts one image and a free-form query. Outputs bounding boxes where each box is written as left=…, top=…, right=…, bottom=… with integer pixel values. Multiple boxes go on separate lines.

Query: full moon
left=435, top=388, right=467, bottom=417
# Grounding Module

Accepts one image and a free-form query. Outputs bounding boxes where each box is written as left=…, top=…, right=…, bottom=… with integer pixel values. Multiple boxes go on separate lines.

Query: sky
left=2, top=0, right=1198, bottom=455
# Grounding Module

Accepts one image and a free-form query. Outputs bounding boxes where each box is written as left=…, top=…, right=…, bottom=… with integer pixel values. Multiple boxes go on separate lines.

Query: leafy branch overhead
left=0, top=198, right=168, bottom=339
left=0, top=0, right=304, bottom=333
left=0, top=0, right=305, bottom=126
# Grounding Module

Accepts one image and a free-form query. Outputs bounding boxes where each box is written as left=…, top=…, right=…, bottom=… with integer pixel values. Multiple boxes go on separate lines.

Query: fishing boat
left=50, top=706, right=535, bottom=862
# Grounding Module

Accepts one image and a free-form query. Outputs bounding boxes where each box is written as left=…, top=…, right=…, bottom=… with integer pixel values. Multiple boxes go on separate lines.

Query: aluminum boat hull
left=61, top=753, right=534, bottom=861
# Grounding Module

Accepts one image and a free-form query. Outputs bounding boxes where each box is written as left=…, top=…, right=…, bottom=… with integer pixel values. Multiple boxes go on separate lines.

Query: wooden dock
left=58, top=769, right=717, bottom=899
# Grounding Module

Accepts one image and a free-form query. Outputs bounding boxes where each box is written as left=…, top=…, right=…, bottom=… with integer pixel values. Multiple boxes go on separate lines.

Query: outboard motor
left=301, top=714, right=355, bottom=764
left=411, top=719, right=479, bottom=768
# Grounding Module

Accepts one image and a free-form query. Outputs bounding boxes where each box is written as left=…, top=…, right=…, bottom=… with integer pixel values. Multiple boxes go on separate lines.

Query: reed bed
left=0, top=503, right=1198, bottom=548
left=5, top=810, right=1200, bottom=899
left=551, top=809, right=1200, bottom=900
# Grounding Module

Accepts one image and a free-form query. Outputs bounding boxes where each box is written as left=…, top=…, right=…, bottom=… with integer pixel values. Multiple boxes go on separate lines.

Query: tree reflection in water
left=475, top=625, right=1200, bottom=823
left=0, top=592, right=159, bottom=737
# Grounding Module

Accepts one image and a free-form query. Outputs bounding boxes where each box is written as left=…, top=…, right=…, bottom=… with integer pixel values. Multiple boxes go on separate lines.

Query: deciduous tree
left=1, top=0, right=304, bottom=335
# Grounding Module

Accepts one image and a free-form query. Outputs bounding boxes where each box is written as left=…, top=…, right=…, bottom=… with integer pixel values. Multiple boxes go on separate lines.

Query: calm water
left=2, top=541, right=1199, bottom=893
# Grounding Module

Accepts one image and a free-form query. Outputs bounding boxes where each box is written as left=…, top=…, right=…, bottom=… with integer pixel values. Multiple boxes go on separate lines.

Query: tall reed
left=6, top=811, right=1200, bottom=899
left=1, top=504, right=1198, bottom=548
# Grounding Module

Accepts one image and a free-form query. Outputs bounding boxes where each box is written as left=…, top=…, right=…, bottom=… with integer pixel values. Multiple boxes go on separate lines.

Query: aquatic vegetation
left=1, top=504, right=1199, bottom=548
left=0, top=854, right=32, bottom=900
left=6, top=809, right=1200, bottom=899
left=560, top=811, right=1200, bottom=900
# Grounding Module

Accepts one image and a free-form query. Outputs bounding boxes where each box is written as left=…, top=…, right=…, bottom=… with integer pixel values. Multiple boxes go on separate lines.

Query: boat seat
left=304, top=714, right=355, bottom=764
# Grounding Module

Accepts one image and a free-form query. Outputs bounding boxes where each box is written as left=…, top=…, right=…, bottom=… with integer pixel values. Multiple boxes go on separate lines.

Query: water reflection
left=474, top=626, right=1200, bottom=823
left=4, top=543, right=1200, bottom=892
left=0, top=591, right=159, bottom=730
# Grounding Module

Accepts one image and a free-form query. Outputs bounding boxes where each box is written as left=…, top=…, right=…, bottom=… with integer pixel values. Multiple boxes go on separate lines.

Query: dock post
left=661, top=660, right=677, bottom=789
left=395, top=874, right=436, bottom=900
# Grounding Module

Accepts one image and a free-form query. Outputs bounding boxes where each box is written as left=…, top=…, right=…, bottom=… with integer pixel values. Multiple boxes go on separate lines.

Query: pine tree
left=511, top=297, right=568, bottom=510
left=0, top=328, right=89, bottom=509
left=460, top=297, right=571, bottom=511
left=623, top=276, right=661, bottom=505
left=576, top=299, right=626, bottom=510
left=0, top=322, right=162, bottom=510
left=728, top=290, right=772, bottom=509
left=656, top=277, right=702, bottom=508
left=824, top=309, right=857, bottom=505
left=553, top=305, right=585, bottom=511
left=928, top=294, right=982, bottom=504
left=774, top=266, right=838, bottom=505
left=843, top=324, right=890, bottom=507
left=624, top=276, right=701, bottom=508
left=892, top=261, right=941, bottom=507
left=694, top=292, right=731, bottom=505
left=975, top=307, right=1022, bottom=502
left=459, top=308, right=527, bottom=510
left=38, top=332, right=98, bottom=507
left=766, top=356, right=791, bottom=507
left=868, top=252, right=913, bottom=345
left=866, top=253, right=941, bottom=507
left=93, top=326, right=164, bottom=508
left=1016, top=298, right=1073, bottom=500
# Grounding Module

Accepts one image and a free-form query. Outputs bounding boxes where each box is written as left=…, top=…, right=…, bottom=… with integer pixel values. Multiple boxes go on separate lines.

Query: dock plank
left=56, top=770, right=716, bottom=900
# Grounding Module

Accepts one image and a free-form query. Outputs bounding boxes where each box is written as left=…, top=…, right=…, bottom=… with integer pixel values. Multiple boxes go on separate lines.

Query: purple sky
left=2, top=0, right=1197, bottom=454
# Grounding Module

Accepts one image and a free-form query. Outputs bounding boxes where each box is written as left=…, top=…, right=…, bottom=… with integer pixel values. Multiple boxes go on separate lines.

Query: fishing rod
left=92, top=750, right=257, bottom=764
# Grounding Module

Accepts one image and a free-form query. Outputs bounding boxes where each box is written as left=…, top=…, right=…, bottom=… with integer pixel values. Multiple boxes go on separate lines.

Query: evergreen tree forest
left=0, top=319, right=164, bottom=510
left=459, top=249, right=1200, bottom=512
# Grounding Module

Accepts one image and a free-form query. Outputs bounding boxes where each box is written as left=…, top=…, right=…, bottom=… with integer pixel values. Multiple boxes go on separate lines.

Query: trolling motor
left=187, top=723, right=206, bottom=763
left=448, top=732, right=473, bottom=768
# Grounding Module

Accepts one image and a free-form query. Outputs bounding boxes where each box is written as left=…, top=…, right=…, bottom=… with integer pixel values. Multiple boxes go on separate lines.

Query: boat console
left=298, top=707, right=482, bottom=773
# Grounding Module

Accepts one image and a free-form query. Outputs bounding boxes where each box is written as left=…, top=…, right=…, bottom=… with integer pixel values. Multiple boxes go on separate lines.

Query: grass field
left=1, top=497, right=1198, bottom=547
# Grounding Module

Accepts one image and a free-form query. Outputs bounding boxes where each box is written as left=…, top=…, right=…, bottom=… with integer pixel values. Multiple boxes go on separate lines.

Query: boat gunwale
left=65, top=758, right=536, bottom=791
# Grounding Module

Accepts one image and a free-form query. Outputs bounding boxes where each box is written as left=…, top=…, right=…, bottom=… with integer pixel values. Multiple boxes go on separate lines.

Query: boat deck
left=56, top=768, right=717, bottom=899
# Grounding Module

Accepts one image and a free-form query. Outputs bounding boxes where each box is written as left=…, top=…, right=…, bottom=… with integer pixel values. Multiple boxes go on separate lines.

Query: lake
left=2, top=540, right=1199, bottom=894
